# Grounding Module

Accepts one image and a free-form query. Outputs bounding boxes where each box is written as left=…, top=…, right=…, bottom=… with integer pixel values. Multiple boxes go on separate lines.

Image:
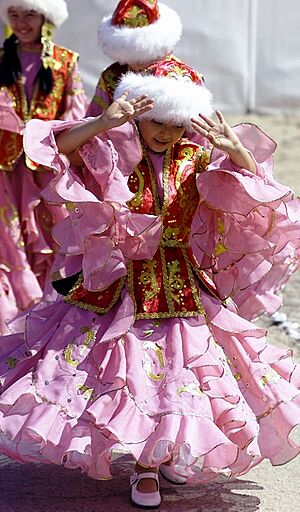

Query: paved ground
left=0, top=114, right=299, bottom=511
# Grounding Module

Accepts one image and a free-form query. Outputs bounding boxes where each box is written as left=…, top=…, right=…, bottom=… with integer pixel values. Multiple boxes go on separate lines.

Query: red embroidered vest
left=0, top=44, right=78, bottom=171
left=65, top=141, right=217, bottom=319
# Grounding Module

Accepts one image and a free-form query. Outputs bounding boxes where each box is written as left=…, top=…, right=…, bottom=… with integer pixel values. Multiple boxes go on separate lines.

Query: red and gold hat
left=114, top=57, right=214, bottom=130
left=98, top=1, right=182, bottom=66
left=0, top=0, right=68, bottom=28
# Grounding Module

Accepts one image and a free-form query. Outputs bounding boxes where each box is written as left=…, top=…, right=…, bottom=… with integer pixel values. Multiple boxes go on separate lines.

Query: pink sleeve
left=191, top=123, right=300, bottom=320
left=85, top=77, right=111, bottom=117
left=0, top=89, right=24, bottom=133
left=59, top=61, right=88, bottom=121
left=23, top=117, right=162, bottom=292
left=23, top=118, right=142, bottom=204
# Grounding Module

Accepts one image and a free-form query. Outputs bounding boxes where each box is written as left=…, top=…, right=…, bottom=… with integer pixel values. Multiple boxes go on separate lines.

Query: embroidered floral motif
left=167, top=259, right=184, bottom=305
left=142, top=341, right=166, bottom=382
left=259, top=369, right=281, bottom=388
left=140, top=260, right=160, bottom=310
left=177, top=383, right=203, bottom=397
left=63, top=326, right=96, bottom=367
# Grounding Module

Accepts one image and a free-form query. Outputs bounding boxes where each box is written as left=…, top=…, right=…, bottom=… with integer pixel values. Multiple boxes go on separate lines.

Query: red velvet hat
left=98, top=1, right=182, bottom=66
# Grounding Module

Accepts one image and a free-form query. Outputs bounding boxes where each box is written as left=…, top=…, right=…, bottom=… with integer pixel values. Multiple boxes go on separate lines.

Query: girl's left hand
left=191, top=111, right=242, bottom=155
left=191, top=111, right=256, bottom=173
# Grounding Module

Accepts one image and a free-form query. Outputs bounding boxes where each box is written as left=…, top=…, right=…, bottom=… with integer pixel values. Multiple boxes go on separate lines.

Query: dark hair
left=0, top=33, right=54, bottom=95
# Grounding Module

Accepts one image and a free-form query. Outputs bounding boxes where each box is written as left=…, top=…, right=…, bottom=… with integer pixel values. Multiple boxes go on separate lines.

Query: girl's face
left=138, top=119, right=185, bottom=153
left=8, top=7, right=44, bottom=47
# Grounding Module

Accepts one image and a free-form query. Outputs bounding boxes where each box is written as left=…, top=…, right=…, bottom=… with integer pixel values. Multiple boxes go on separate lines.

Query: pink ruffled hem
left=0, top=292, right=299, bottom=482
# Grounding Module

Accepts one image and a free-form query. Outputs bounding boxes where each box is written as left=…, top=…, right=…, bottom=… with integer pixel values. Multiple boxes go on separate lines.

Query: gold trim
left=64, top=273, right=126, bottom=313
left=159, top=246, right=175, bottom=315
left=182, top=248, right=205, bottom=315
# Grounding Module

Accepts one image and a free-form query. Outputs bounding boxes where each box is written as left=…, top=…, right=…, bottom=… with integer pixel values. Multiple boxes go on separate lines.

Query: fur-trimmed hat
left=98, top=1, right=182, bottom=66
left=0, top=0, right=68, bottom=28
left=114, top=57, right=214, bottom=131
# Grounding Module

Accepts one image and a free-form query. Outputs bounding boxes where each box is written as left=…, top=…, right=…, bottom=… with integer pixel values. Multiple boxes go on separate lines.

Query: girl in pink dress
left=0, top=57, right=299, bottom=508
left=0, top=0, right=87, bottom=333
left=87, top=0, right=300, bottom=323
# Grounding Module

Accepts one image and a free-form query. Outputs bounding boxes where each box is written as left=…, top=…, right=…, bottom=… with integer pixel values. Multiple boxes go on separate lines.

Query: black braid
left=0, top=33, right=21, bottom=86
left=0, top=32, right=54, bottom=94
left=36, top=65, right=54, bottom=94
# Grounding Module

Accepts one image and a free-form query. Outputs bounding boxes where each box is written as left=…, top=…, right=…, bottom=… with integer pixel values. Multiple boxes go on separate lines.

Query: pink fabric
left=191, top=123, right=300, bottom=320
left=0, top=52, right=87, bottom=334
left=0, top=119, right=299, bottom=482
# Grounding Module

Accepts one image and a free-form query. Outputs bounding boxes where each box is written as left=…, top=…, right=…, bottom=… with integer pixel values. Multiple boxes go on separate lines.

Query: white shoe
left=130, top=471, right=161, bottom=508
left=159, top=464, right=187, bottom=485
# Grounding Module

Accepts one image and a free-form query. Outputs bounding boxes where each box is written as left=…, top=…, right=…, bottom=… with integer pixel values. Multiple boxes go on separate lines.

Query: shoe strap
left=131, top=472, right=159, bottom=486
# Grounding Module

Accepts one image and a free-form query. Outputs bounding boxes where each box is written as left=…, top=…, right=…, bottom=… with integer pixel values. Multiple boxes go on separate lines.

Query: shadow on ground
left=0, top=454, right=261, bottom=512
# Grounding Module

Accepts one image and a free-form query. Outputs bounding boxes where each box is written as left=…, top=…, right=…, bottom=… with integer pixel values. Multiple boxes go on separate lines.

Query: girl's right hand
left=101, top=92, right=153, bottom=130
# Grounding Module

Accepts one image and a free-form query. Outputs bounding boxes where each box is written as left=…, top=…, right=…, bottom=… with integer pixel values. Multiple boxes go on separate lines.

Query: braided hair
left=0, top=33, right=54, bottom=94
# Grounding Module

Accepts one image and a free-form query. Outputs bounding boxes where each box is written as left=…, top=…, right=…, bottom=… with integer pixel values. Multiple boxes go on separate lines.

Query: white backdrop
left=3, top=0, right=300, bottom=113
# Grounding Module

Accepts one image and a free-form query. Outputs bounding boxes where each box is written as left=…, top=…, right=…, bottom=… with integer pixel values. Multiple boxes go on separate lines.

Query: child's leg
left=134, top=463, right=159, bottom=493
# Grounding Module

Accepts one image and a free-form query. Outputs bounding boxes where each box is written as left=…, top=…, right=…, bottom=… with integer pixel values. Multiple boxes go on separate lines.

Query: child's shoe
left=130, top=471, right=161, bottom=508
left=159, top=463, right=188, bottom=485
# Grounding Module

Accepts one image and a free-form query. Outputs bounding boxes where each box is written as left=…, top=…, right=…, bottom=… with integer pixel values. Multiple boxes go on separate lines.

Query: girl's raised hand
left=191, top=111, right=242, bottom=155
left=101, top=92, right=153, bottom=130
left=191, top=111, right=256, bottom=173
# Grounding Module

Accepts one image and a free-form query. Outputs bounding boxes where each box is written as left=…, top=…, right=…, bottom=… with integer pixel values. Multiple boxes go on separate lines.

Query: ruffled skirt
left=0, top=163, right=67, bottom=333
left=0, top=289, right=299, bottom=482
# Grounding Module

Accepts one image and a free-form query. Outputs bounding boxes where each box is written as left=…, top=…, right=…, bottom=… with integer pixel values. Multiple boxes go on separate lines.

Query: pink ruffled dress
left=0, top=48, right=87, bottom=334
left=0, top=119, right=299, bottom=483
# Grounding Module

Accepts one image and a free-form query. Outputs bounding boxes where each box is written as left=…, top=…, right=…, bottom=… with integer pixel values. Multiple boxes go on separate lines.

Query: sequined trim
left=64, top=273, right=126, bottom=314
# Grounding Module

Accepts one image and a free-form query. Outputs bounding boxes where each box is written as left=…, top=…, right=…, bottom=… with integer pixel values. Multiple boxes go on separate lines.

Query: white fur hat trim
left=98, top=3, right=182, bottom=65
left=114, top=73, right=214, bottom=131
left=0, top=0, right=68, bottom=28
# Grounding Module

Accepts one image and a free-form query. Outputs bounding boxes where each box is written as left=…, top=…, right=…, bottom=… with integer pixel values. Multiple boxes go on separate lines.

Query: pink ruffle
left=0, top=291, right=299, bottom=481
left=191, top=124, right=300, bottom=319
left=25, top=120, right=162, bottom=291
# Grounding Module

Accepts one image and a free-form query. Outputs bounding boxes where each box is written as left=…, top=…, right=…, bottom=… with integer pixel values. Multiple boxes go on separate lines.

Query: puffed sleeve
left=23, top=118, right=162, bottom=292
left=191, top=123, right=300, bottom=320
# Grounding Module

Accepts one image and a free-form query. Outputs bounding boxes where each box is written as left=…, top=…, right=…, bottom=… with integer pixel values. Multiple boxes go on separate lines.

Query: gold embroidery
left=64, top=274, right=126, bottom=314
left=128, top=166, right=145, bottom=209
left=160, top=246, right=176, bottom=315
left=214, top=243, right=228, bottom=256
left=142, top=341, right=166, bottom=382
left=140, top=260, right=160, bottom=310
left=167, top=259, right=184, bottom=305
left=124, top=7, right=149, bottom=28
left=6, top=357, right=17, bottom=369
left=259, top=369, right=280, bottom=389
left=77, top=384, right=94, bottom=400
left=63, top=326, right=96, bottom=367
left=177, top=383, right=203, bottom=397
left=182, top=248, right=205, bottom=315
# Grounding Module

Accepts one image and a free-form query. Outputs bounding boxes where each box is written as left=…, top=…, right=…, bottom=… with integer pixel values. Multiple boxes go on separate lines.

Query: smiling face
left=7, top=7, right=44, bottom=47
left=138, top=119, right=185, bottom=153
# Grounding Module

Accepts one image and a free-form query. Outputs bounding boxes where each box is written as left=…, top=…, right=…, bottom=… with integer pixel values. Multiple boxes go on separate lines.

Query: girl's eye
left=153, top=120, right=163, bottom=126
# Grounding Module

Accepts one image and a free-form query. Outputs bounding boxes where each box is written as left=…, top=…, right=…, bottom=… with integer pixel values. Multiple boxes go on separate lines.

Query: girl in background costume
left=86, top=0, right=182, bottom=116
left=0, top=0, right=87, bottom=334
left=0, top=57, right=299, bottom=508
